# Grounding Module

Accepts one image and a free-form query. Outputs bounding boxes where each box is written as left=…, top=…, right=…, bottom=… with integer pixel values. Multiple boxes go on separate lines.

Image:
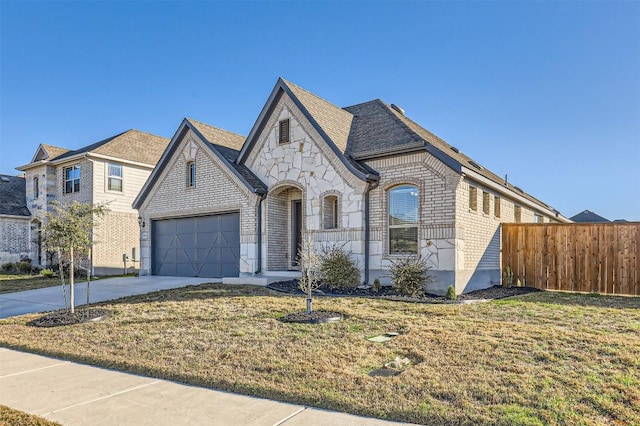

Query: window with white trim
left=107, top=163, right=123, bottom=192
left=323, top=195, right=339, bottom=229
left=388, top=185, right=419, bottom=254
left=63, top=165, right=80, bottom=194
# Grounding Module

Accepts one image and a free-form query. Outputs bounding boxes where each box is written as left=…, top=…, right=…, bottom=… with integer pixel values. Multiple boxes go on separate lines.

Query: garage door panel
left=152, top=213, right=240, bottom=278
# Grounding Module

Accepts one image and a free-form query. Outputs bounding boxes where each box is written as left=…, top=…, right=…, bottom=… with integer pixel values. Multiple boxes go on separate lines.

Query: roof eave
left=461, top=166, right=570, bottom=222
left=187, top=121, right=266, bottom=195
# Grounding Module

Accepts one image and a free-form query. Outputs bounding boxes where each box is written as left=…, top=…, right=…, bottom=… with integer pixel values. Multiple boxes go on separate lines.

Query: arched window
left=388, top=185, right=418, bottom=254
left=323, top=195, right=338, bottom=229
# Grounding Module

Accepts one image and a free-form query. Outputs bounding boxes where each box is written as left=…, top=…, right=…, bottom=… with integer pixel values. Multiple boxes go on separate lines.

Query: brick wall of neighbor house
left=92, top=211, right=140, bottom=275
left=454, top=177, right=558, bottom=294
left=364, top=152, right=461, bottom=295
left=56, top=159, right=93, bottom=204
left=24, top=165, right=57, bottom=265
left=90, top=159, right=154, bottom=274
left=246, top=94, right=367, bottom=274
left=138, top=129, right=259, bottom=276
left=0, top=217, right=30, bottom=263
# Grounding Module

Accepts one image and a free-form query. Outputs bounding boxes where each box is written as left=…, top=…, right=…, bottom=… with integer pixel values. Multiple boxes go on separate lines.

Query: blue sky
left=1, top=1, right=638, bottom=220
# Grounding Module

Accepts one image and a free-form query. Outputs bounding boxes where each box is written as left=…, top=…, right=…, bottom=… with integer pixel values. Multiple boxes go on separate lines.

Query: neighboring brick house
left=16, top=130, right=169, bottom=275
left=0, top=175, right=31, bottom=263
left=134, top=78, right=570, bottom=294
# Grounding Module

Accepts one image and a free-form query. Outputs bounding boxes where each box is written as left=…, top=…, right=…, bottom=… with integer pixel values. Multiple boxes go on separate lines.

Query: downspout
left=254, top=192, right=267, bottom=275
left=364, top=179, right=380, bottom=285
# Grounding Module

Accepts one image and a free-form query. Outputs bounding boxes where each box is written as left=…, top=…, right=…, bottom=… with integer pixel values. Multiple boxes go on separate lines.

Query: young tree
left=297, top=232, right=322, bottom=315
left=42, top=201, right=109, bottom=313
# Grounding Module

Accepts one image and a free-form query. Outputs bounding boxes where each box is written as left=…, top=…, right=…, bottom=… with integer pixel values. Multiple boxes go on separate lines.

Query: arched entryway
left=266, top=184, right=304, bottom=271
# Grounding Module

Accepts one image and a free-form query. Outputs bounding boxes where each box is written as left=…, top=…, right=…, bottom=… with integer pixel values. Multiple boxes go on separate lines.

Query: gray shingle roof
left=39, top=144, right=69, bottom=160
left=0, top=175, right=30, bottom=217
left=187, top=119, right=267, bottom=193
left=344, top=99, right=555, bottom=212
left=570, top=210, right=610, bottom=223
left=282, top=79, right=353, bottom=154
left=51, top=129, right=169, bottom=166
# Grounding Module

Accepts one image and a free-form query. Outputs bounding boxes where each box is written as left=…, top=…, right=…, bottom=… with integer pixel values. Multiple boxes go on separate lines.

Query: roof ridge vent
left=450, top=146, right=460, bottom=153
left=390, top=104, right=405, bottom=115
left=468, top=160, right=484, bottom=170
left=0, top=176, right=10, bottom=182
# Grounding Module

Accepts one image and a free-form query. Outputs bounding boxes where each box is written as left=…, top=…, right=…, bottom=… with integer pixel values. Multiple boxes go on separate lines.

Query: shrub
left=1, top=262, right=14, bottom=273
left=372, top=278, right=382, bottom=293
left=502, top=266, right=514, bottom=288
left=15, top=261, right=32, bottom=274
left=319, top=243, right=360, bottom=290
left=389, top=255, right=433, bottom=297
left=445, top=285, right=457, bottom=300
left=41, top=268, right=54, bottom=278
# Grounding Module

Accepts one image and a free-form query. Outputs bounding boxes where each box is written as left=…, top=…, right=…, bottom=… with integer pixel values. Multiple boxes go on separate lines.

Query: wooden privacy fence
left=502, top=223, right=639, bottom=296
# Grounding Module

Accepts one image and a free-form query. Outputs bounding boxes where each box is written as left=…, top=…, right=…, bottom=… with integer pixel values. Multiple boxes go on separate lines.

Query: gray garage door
left=151, top=213, right=240, bottom=277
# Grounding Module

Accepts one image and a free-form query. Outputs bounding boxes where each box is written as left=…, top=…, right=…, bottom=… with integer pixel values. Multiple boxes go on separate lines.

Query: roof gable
left=31, top=144, right=69, bottom=163
left=0, top=175, right=30, bottom=217
left=52, top=130, right=169, bottom=165
left=133, top=119, right=265, bottom=210
left=237, top=78, right=375, bottom=182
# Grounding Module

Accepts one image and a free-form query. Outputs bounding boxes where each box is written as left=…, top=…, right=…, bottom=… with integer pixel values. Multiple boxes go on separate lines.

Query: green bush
left=1, top=262, right=14, bottom=273
left=15, top=261, right=32, bottom=274
left=40, top=268, right=54, bottom=278
left=372, top=278, right=382, bottom=293
left=445, top=285, right=457, bottom=300
left=319, top=244, right=360, bottom=290
left=389, top=256, right=433, bottom=297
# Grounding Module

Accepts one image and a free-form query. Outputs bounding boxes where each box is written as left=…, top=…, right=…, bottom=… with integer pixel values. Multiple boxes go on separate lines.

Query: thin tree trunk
left=70, top=246, right=75, bottom=314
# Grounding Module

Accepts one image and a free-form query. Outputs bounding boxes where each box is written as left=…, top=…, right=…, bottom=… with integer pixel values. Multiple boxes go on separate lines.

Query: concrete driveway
left=0, top=275, right=216, bottom=319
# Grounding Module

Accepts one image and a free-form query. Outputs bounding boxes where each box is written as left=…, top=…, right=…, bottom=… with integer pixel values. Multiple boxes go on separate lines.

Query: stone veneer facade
left=135, top=89, right=563, bottom=294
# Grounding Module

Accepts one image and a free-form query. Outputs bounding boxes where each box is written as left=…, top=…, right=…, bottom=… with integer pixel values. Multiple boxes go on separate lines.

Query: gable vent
left=390, top=104, right=405, bottom=115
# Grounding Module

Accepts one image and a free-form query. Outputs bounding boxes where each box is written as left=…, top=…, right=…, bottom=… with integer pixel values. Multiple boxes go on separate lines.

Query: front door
left=292, top=200, right=303, bottom=267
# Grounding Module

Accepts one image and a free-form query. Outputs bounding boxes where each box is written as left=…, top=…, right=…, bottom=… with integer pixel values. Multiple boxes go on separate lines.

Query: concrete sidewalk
left=0, top=276, right=215, bottom=319
left=0, top=348, right=409, bottom=426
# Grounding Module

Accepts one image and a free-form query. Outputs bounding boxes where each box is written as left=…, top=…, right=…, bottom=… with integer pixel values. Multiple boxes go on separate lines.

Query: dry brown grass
left=0, top=274, right=60, bottom=294
left=0, top=284, right=638, bottom=425
left=0, top=405, right=61, bottom=426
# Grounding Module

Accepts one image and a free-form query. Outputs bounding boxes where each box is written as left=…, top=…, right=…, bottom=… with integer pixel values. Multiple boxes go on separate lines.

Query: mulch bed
left=29, top=308, right=112, bottom=327
left=268, top=280, right=541, bottom=302
left=279, top=310, right=343, bottom=324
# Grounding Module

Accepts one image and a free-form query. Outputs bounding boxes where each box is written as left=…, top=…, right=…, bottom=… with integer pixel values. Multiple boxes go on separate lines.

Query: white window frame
left=107, top=163, right=123, bottom=192
left=63, top=165, right=80, bottom=194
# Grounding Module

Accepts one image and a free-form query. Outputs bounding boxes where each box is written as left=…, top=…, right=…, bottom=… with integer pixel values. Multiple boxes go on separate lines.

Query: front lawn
left=0, top=284, right=638, bottom=425
left=0, top=274, right=60, bottom=294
